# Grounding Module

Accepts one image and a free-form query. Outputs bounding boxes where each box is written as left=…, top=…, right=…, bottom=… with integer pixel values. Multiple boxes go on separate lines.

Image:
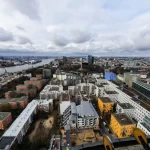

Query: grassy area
left=18, top=110, right=60, bottom=150
left=0, top=130, right=4, bottom=136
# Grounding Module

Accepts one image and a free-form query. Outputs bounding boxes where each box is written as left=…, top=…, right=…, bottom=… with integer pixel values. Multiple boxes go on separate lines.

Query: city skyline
left=0, top=0, right=150, bottom=56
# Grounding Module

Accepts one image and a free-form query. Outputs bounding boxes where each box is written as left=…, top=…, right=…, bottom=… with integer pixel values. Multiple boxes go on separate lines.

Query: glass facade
left=132, top=82, right=150, bottom=98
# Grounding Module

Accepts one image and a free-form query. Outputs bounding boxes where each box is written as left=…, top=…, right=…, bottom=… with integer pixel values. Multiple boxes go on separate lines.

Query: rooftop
left=0, top=112, right=11, bottom=120
left=0, top=137, right=15, bottom=149
left=3, top=100, right=38, bottom=137
left=77, top=101, right=99, bottom=118
left=99, top=97, right=113, bottom=103
left=0, top=96, right=27, bottom=104
left=133, top=81, right=150, bottom=90
left=61, top=93, right=70, bottom=101
left=118, top=103, right=134, bottom=109
left=60, top=101, right=70, bottom=115
left=105, top=90, right=118, bottom=94
left=112, top=113, right=135, bottom=125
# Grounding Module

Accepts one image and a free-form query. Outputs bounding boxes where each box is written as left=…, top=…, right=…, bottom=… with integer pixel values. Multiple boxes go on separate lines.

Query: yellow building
left=110, top=113, right=136, bottom=138
left=98, top=97, right=114, bottom=114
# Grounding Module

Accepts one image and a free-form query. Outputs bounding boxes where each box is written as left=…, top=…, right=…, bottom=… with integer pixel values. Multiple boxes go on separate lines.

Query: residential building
left=98, top=97, right=114, bottom=114
left=60, top=101, right=99, bottom=130
left=40, top=85, right=63, bottom=99
left=38, top=99, right=53, bottom=112
left=0, top=96, right=28, bottom=111
left=0, top=112, right=12, bottom=130
left=137, top=116, right=150, bottom=135
left=110, top=113, right=136, bottom=138
left=106, top=80, right=150, bottom=122
left=116, top=103, right=135, bottom=119
left=0, top=100, right=38, bottom=150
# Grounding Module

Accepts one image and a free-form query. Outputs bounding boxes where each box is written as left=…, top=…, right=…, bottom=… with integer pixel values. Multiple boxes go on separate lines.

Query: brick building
left=0, top=112, right=12, bottom=130
left=0, top=96, right=28, bottom=111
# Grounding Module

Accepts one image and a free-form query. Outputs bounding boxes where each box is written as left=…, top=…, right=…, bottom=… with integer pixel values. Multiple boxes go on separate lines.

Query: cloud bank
left=0, top=0, right=150, bottom=56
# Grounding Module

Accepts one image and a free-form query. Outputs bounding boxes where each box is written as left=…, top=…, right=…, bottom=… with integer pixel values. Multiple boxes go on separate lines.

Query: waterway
left=0, top=58, right=54, bottom=75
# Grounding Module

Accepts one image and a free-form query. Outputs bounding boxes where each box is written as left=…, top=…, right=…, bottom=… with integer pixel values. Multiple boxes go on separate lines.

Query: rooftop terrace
left=118, top=103, right=134, bottom=109
left=113, top=113, right=135, bottom=125
left=99, top=97, right=113, bottom=103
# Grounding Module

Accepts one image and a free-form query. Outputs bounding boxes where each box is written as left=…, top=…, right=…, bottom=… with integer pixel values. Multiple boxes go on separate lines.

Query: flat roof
left=0, top=96, right=27, bottom=104
left=122, top=88, right=150, bottom=111
left=105, top=90, right=118, bottom=94
left=112, top=113, right=135, bottom=125
left=0, top=137, right=15, bottom=149
left=134, top=81, right=150, bottom=90
left=77, top=101, right=99, bottom=118
left=118, top=103, right=134, bottom=109
left=3, top=100, right=38, bottom=137
left=99, top=97, right=113, bottom=103
left=0, top=112, right=11, bottom=120
left=97, top=84, right=104, bottom=87
left=61, top=93, right=70, bottom=101
left=60, top=101, right=70, bottom=115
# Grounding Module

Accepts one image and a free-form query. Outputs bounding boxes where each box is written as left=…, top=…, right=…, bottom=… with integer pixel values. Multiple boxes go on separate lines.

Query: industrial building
left=0, top=112, right=12, bottom=130
left=110, top=113, right=136, bottom=138
left=98, top=97, right=114, bottom=114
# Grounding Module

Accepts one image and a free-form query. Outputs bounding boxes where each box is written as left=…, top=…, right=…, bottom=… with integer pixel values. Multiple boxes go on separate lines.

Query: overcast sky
left=0, top=0, right=150, bottom=56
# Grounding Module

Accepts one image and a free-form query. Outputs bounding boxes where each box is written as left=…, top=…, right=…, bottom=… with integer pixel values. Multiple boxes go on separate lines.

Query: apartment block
left=0, top=100, right=38, bottom=150
left=0, top=112, right=12, bottom=130
left=98, top=97, right=114, bottom=114
left=0, top=96, right=28, bottom=111
left=16, top=84, right=28, bottom=91
left=60, top=101, right=99, bottom=130
left=110, top=113, right=136, bottom=138
left=137, top=116, right=150, bottom=135
left=40, top=85, right=63, bottom=99
left=38, top=99, right=53, bottom=112
left=116, top=103, right=135, bottom=119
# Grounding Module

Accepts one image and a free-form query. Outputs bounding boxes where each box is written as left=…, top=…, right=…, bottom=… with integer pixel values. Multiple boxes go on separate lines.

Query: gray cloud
left=16, top=36, right=32, bottom=44
left=71, top=30, right=92, bottom=43
left=16, top=25, right=25, bottom=31
left=51, top=34, right=70, bottom=46
left=0, top=27, right=13, bottom=42
left=0, top=0, right=150, bottom=56
left=8, top=0, right=40, bottom=20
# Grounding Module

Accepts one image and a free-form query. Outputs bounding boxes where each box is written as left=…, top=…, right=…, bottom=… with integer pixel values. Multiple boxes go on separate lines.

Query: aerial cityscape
left=0, top=0, right=150, bottom=150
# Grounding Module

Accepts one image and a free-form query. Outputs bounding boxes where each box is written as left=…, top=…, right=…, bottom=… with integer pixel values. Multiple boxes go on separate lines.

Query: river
left=0, top=59, right=54, bottom=75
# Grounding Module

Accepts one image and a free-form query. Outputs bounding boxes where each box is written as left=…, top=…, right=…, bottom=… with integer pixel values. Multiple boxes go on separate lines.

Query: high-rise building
left=88, top=55, right=94, bottom=65
left=63, top=56, right=67, bottom=64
